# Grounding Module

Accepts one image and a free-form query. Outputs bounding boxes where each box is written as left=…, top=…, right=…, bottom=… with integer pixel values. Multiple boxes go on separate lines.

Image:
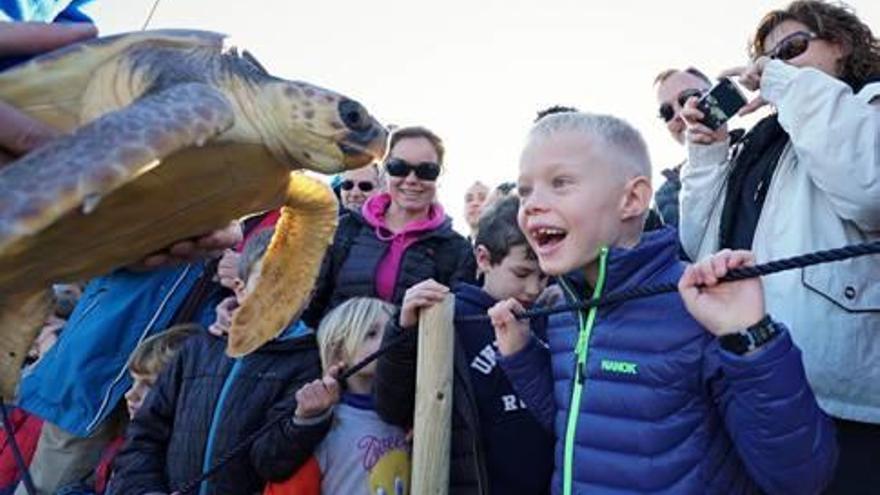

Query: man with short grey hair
left=653, top=67, right=713, bottom=230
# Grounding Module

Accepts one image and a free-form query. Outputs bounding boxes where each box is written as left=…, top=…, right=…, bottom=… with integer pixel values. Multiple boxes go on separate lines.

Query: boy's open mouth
left=531, top=227, right=567, bottom=250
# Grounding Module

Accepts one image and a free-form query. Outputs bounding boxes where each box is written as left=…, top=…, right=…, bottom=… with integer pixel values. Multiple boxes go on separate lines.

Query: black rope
left=457, top=240, right=880, bottom=322
left=0, top=399, right=36, bottom=495
left=176, top=239, right=880, bottom=492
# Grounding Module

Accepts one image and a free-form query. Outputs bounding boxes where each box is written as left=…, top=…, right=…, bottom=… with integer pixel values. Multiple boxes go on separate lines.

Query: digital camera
left=696, top=78, right=748, bottom=130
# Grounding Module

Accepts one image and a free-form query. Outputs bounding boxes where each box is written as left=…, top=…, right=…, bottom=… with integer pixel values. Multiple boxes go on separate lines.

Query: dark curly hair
left=751, top=1, right=880, bottom=90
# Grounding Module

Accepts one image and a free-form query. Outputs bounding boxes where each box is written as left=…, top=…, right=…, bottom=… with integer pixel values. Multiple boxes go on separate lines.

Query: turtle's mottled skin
left=0, top=30, right=387, bottom=396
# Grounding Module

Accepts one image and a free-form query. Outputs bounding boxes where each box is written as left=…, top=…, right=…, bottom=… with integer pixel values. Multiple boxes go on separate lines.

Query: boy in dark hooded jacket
left=110, top=229, right=328, bottom=495
left=375, top=196, right=554, bottom=494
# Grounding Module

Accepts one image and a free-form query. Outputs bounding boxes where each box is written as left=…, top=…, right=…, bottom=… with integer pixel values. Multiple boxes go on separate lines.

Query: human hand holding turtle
left=0, top=22, right=97, bottom=164
left=127, top=221, right=243, bottom=271
left=0, top=21, right=98, bottom=56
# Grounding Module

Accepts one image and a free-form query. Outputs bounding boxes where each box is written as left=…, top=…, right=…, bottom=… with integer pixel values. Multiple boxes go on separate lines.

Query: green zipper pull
left=562, top=246, right=608, bottom=495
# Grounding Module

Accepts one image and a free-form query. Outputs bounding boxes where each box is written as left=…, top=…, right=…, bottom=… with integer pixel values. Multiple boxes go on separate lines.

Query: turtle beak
left=337, top=99, right=388, bottom=169
left=339, top=128, right=387, bottom=168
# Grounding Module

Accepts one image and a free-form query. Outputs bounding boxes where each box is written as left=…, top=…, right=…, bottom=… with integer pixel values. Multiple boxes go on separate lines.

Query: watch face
left=720, top=334, right=750, bottom=355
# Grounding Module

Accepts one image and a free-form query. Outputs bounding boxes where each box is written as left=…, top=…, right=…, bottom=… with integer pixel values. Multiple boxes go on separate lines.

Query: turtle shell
left=0, top=29, right=226, bottom=132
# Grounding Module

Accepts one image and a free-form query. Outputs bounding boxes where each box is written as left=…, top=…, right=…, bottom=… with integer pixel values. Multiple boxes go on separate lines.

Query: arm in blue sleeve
left=705, top=325, right=838, bottom=495
left=497, top=335, right=556, bottom=433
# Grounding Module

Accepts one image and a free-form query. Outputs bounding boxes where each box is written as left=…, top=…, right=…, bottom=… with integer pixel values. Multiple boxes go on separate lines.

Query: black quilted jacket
left=301, top=211, right=476, bottom=328
left=109, top=331, right=329, bottom=495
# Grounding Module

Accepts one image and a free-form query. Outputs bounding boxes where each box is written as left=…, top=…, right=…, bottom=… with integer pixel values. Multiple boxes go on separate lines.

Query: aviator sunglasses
left=384, top=158, right=441, bottom=181
left=766, top=31, right=818, bottom=61
left=340, top=180, right=375, bottom=192
left=658, top=88, right=704, bottom=122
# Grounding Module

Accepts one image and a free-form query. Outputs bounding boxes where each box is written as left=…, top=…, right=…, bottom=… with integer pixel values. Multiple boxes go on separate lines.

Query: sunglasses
left=766, top=31, right=817, bottom=61
left=384, top=158, right=441, bottom=181
left=658, top=88, right=704, bottom=122
left=340, top=180, right=375, bottom=192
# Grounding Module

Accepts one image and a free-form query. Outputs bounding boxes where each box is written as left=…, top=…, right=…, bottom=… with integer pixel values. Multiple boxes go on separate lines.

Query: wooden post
left=411, top=294, right=455, bottom=495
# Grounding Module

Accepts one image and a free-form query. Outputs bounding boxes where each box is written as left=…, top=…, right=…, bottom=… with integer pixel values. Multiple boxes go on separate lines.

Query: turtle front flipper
left=227, top=173, right=339, bottom=356
left=0, top=83, right=234, bottom=251
left=0, top=290, right=53, bottom=398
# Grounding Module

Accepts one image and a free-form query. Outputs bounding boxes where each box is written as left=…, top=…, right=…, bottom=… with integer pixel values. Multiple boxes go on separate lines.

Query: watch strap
left=719, top=315, right=778, bottom=355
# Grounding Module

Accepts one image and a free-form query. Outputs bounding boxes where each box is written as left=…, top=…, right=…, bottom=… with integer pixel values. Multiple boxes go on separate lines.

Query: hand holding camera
left=682, top=77, right=748, bottom=145
left=719, top=56, right=772, bottom=116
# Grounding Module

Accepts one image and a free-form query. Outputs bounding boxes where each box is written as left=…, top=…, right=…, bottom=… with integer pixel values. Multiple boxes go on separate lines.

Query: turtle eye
left=338, top=99, right=369, bottom=132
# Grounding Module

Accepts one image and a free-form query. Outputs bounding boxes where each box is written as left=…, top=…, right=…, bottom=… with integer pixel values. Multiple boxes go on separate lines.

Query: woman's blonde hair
left=316, top=298, right=395, bottom=371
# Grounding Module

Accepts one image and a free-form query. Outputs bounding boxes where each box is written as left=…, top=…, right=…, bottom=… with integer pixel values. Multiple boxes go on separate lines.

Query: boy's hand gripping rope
left=78, top=240, right=880, bottom=493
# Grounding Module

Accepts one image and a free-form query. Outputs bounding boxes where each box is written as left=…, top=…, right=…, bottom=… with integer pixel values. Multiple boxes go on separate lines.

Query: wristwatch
left=719, top=315, right=779, bottom=355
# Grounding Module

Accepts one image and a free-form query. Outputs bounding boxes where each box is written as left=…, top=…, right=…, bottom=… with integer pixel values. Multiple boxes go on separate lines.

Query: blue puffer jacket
left=18, top=263, right=219, bottom=436
left=499, top=228, right=837, bottom=494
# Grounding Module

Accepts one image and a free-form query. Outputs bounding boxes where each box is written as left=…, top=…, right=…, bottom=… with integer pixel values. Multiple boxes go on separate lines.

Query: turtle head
left=266, top=81, right=387, bottom=173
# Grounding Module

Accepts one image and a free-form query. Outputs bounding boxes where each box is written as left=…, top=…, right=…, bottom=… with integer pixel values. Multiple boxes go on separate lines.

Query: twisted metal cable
left=176, top=239, right=880, bottom=492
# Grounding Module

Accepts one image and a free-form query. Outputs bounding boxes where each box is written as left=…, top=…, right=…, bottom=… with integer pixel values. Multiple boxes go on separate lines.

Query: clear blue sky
left=86, top=0, right=880, bottom=232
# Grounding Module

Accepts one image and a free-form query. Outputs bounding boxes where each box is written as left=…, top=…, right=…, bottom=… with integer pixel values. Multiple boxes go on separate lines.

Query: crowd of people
left=0, top=0, right=878, bottom=494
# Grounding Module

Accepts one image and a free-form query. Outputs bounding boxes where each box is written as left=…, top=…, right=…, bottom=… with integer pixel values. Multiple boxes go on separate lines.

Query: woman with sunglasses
left=301, top=125, right=476, bottom=328
left=680, top=2, right=880, bottom=492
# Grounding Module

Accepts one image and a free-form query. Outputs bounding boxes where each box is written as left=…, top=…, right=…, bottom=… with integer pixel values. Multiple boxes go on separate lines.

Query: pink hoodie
left=361, top=193, right=446, bottom=301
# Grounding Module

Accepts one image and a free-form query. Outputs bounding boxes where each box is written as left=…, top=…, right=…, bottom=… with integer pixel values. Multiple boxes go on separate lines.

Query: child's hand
left=399, top=279, right=449, bottom=328
left=28, top=315, right=64, bottom=360
left=488, top=298, right=531, bottom=356
left=678, top=250, right=765, bottom=336
left=295, top=363, right=343, bottom=419
left=207, top=296, right=238, bottom=337
left=216, top=249, right=244, bottom=292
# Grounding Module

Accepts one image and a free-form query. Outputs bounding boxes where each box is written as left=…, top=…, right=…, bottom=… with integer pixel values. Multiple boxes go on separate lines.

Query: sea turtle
left=0, top=29, right=388, bottom=396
